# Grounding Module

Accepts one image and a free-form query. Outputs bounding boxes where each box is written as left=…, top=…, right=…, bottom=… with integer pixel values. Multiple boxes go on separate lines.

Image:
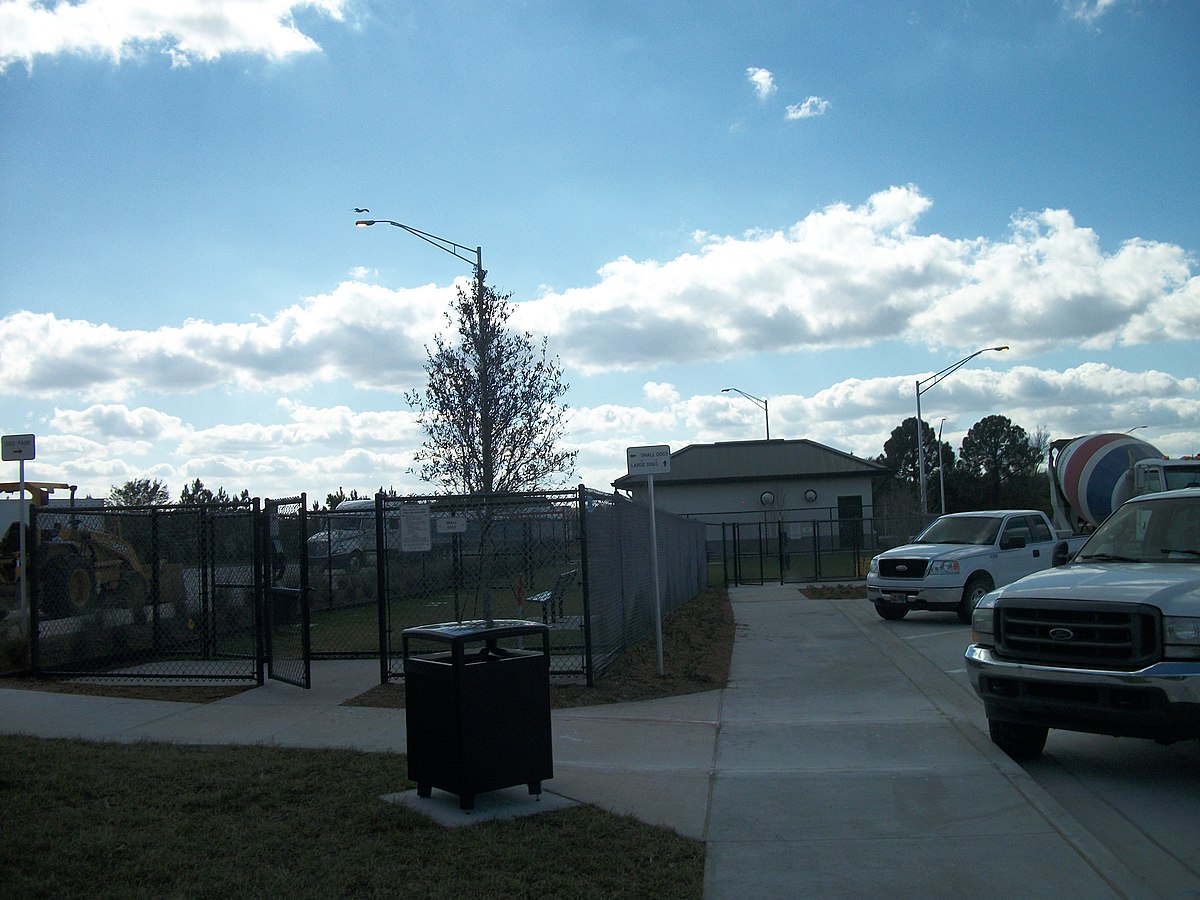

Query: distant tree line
left=874, top=414, right=1049, bottom=518
left=106, top=477, right=252, bottom=508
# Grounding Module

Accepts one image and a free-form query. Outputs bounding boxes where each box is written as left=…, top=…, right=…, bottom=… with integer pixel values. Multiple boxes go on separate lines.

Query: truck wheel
left=44, top=554, right=97, bottom=616
left=874, top=603, right=907, bottom=621
left=988, top=719, right=1048, bottom=761
left=958, top=574, right=994, bottom=624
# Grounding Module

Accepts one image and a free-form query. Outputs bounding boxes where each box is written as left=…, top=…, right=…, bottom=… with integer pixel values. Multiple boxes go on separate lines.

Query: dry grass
left=346, top=584, right=735, bottom=710
left=1, top=585, right=736, bottom=709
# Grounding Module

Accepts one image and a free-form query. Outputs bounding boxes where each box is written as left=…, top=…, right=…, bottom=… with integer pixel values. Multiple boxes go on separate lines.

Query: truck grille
left=995, top=599, right=1161, bottom=670
left=878, top=558, right=928, bottom=579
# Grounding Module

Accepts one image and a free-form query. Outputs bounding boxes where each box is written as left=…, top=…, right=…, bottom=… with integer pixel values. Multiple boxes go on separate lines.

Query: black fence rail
left=721, top=514, right=933, bottom=585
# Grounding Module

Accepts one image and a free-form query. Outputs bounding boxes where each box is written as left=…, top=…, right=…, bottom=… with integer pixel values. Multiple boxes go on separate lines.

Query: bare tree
left=406, top=275, right=577, bottom=494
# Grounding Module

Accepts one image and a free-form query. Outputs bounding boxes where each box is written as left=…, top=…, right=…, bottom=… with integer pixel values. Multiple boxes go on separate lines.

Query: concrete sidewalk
left=0, top=584, right=1143, bottom=898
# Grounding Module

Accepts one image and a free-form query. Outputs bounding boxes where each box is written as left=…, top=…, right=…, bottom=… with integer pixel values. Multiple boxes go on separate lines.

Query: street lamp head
left=355, top=220, right=375, bottom=227
left=992, top=345, right=1010, bottom=352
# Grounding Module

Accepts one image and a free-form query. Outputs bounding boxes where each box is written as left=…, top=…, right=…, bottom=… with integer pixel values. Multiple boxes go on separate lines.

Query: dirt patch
left=346, top=585, right=736, bottom=710
left=0, top=678, right=251, bottom=704
left=800, top=583, right=865, bottom=600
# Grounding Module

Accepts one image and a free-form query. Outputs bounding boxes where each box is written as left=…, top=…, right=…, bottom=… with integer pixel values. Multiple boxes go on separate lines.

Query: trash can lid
left=401, top=619, right=550, bottom=643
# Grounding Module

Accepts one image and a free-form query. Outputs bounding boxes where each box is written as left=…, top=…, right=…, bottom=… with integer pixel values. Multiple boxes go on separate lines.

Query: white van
left=307, top=499, right=382, bottom=570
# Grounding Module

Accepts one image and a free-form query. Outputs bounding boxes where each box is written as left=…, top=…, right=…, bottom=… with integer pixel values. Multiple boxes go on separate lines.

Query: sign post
left=626, top=444, right=671, bottom=675
left=2, top=434, right=36, bottom=613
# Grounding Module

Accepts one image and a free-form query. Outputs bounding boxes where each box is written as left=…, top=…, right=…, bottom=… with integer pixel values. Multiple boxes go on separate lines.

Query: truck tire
left=874, top=603, right=908, bottom=621
left=988, top=718, right=1048, bottom=761
left=958, top=574, right=994, bottom=624
left=43, top=554, right=97, bottom=616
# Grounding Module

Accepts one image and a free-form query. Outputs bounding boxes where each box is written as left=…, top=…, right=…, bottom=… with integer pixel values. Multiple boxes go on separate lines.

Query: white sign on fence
left=400, top=503, right=432, bottom=552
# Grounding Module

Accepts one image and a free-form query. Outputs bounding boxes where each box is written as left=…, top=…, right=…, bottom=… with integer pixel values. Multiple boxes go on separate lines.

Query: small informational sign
left=626, top=444, right=671, bottom=475
left=436, top=516, right=467, bottom=534
left=2, top=433, right=35, bottom=461
left=400, top=503, right=433, bottom=552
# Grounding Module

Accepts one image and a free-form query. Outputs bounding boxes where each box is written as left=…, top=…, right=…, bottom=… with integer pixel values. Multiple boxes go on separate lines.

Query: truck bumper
left=866, top=582, right=961, bottom=611
left=965, top=645, right=1200, bottom=743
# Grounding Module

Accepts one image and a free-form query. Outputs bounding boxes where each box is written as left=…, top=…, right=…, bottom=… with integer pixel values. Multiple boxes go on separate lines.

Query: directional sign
left=626, top=444, right=671, bottom=475
left=436, top=516, right=468, bottom=534
left=2, top=433, right=35, bottom=461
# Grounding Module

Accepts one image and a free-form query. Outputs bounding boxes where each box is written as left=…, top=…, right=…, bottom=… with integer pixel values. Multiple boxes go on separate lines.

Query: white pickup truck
left=966, top=488, right=1200, bottom=760
left=867, top=509, right=1083, bottom=624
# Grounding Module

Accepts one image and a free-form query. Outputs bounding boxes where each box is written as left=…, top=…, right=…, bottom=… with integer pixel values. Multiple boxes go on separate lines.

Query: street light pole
left=722, top=387, right=770, bottom=439
left=937, top=417, right=947, bottom=515
left=356, top=216, right=497, bottom=623
left=914, top=346, right=1008, bottom=514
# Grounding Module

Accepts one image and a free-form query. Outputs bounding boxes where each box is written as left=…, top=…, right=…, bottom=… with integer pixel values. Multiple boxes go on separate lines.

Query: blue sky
left=1, top=0, right=1197, bottom=505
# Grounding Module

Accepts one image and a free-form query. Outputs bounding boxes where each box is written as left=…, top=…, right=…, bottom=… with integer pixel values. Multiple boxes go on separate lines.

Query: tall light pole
left=915, top=346, right=1008, bottom=514
left=937, top=417, right=947, bottom=515
left=356, top=216, right=498, bottom=623
left=356, top=217, right=489, bottom=488
left=722, top=387, right=770, bottom=439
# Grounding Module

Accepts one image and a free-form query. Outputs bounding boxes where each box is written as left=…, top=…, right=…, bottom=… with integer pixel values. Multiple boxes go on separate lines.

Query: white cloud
left=5, top=187, right=1197, bottom=499
left=785, top=96, right=830, bottom=119
left=0, top=0, right=347, bottom=72
left=642, top=381, right=680, bottom=405
left=5, top=187, right=1196, bottom=411
left=0, top=279, right=451, bottom=400
left=746, top=66, right=776, bottom=100
left=515, top=186, right=1198, bottom=374
left=1062, top=0, right=1121, bottom=26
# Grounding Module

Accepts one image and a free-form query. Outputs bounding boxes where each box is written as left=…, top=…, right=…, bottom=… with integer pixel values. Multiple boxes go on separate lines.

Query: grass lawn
left=0, top=583, right=861, bottom=897
left=0, top=737, right=703, bottom=899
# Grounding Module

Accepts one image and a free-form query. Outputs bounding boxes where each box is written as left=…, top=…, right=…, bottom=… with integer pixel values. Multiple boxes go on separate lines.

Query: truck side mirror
left=1000, top=534, right=1026, bottom=550
left=1052, top=540, right=1072, bottom=567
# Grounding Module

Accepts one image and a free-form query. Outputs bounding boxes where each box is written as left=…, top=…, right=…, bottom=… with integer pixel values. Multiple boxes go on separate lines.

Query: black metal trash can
left=402, top=619, right=553, bottom=810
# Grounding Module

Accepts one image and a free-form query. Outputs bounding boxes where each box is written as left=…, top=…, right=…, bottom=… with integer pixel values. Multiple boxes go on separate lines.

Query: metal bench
left=525, top=569, right=576, bottom=624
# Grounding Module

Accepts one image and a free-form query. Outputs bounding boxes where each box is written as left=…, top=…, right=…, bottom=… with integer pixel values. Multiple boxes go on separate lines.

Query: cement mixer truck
left=1048, top=432, right=1200, bottom=535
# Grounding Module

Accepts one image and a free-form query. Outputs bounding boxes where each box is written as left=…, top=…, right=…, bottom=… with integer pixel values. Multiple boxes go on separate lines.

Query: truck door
left=992, top=515, right=1054, bottom=587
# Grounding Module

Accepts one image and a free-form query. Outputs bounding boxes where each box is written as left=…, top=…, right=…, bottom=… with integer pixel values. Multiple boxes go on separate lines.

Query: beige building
left=612, top=438, right=888, bottom=527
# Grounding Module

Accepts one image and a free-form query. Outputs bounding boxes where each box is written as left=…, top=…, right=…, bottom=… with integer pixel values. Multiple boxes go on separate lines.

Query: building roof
left=612, top=439, right=889, bottom=490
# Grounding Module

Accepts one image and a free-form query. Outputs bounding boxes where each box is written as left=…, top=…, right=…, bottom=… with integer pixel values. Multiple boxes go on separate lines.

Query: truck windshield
left=1164, top=467, right=1200, bottom=490
left=1077, top=496, right=1200, bottom=564
left=916, top=516, right=1002, bottom=546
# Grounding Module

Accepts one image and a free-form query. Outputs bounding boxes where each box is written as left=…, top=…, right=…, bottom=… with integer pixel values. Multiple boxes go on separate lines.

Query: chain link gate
left=263, top=495, right=310, bottom=688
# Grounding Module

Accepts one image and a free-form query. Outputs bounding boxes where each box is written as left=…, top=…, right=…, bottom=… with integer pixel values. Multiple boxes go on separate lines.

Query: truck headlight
left=1164, top=617, right=1200, bottom=659
left=868, top=556, right=879, bottom=575
left=927, top=559, right=960, bottom=576
left=971, top=594, right=997, bottom=645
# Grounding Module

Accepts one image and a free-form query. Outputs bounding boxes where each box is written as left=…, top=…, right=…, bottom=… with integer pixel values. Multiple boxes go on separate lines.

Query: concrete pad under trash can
left=382, top=786, right=578, bottom=828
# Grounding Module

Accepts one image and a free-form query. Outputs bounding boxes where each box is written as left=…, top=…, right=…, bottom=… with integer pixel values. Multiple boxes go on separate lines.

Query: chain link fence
left=4, top=486, right=710, bottom=686
left=27, top=502, right=263, bottom=683
left=721, top=513, right=934, bottom=585
left=373, top=487, right=708, bottom=684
